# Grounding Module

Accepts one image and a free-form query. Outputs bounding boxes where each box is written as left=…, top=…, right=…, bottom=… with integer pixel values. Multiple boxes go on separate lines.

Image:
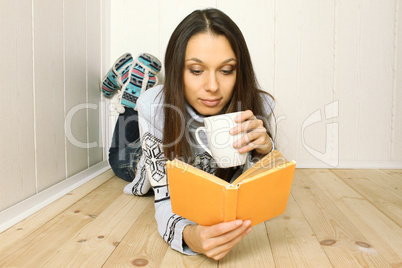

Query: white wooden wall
left=111, top=0, right=402, bottom=169
left=0, top=0, right=110, bottom=213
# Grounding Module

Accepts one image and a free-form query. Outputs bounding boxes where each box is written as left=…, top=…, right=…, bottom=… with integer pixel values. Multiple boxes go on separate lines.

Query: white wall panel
left=110, top=0, right=160, bottom=64
left=336, top=0, right=395, bottom=164
left=275, top=0, right=335, bottom=165
left=395, top=0, right=402, bottom=161
left=64, top=0, right=89, bottom=177
left=34, top=0, right=66, bottom=192
left=0, top=0, right=36, bottom=211
left=0, top=0, right=107, bottom=215
left=102, top=0, right=111, bottom=160
left=87, top=0, right=103, bottom=167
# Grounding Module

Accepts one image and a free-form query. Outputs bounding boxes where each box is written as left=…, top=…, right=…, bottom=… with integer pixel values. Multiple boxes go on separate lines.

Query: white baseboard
left=0, top=161, right=110, bottom=233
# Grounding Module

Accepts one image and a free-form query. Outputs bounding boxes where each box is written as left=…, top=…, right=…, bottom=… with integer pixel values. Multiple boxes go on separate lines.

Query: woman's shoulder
left=137, top=85, right=164, bottom=108
left=137, top=85, right=165, bottom=117
left=259, top=90, right=275, bottom=115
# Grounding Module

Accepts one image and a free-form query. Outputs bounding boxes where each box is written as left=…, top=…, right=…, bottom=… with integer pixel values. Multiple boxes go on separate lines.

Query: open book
left=167, top=150, right=296, bottom=226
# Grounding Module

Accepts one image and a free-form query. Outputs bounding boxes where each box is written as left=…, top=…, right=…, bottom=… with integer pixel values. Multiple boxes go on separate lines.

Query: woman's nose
left=205, top=72, right=219, bottom=92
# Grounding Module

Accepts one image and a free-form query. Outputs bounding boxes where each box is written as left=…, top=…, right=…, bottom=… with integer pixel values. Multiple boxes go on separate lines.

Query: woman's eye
left=190, top=69, right=203, bottom=75
left=221, top=69, right=234, bottom=75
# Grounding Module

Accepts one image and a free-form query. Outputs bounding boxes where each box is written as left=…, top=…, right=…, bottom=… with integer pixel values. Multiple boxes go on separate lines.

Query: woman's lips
left=200, top=98, right=222, bottom=107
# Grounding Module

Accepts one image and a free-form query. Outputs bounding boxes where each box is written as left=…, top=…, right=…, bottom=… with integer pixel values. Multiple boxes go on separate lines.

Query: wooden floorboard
left=0, top=176, right=125, bottom=267
left=319, top=170, right=401, bottom=266
left=265, top=195, right=333, bottom=267
left=42, top=189, right=152, bottom=267
left=0, top=169, right=115, bottom=254
left=292, top=170, right=390, bottom=267
left=0, top=168, right=400, bottom=267
left=103, top=200, right=168, bottom=267
left=331, top=169, right=402, bottom=228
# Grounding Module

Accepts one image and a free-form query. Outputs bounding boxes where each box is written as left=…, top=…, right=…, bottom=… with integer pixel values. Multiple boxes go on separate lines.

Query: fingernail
left=233, top=142, right=238, bottom=148
left=246, top=227, right=252, bottom=234
left=245, top=220, right=251, bottom=227
left=235, top=220, right=243, bottom=226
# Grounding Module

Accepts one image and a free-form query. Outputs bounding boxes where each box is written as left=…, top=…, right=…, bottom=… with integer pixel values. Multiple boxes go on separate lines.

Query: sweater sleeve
left=124, top=86, right=197, bottom=255
left=261, top=91, right=275, bottom=116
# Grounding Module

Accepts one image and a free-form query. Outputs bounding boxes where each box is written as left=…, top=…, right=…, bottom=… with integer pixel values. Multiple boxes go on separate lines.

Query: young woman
left=109, top=8, right=275, bottom=260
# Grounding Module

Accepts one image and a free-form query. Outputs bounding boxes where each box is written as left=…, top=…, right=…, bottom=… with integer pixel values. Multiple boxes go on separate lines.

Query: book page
left=168, top=159, right=230, bottom=187
left=233, top=150, right=290, bottom=184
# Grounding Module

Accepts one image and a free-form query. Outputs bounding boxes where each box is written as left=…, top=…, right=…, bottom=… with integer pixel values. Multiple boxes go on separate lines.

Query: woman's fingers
left=234, top=110, right=254, bottom=123
left=210, top=220, right=251, bottom=244
left=230, top=110, right=272, bottom=154
left=202, top=220, right=252, bottom=260
left=183, top=220, right=253, bottom=261
left=231, top=113, right=262, bottom=135
left=209, top=226, right=252, bottom=260
left=233, top=127, right=269, bottom=152
left=205, top=219, right=243, bottom=238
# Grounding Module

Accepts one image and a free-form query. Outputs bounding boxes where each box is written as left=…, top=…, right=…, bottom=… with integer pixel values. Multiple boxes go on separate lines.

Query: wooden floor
left=0, top=168, right=401, bottom=267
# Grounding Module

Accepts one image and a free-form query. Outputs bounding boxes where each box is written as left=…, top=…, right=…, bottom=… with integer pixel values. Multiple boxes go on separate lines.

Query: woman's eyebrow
left=222, top=58, right=236, bottom=64
left=185, top=57, right=236, bottom=64
left=185, top=57, right=202, bottom=63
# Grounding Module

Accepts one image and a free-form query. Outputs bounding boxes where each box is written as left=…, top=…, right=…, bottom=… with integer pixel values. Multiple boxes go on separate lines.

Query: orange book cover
left=167, top=150, right=296, bottom=226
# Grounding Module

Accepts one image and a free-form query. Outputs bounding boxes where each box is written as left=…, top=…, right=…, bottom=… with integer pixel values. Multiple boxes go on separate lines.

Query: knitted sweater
left=123, top=85, right=274, bottom=255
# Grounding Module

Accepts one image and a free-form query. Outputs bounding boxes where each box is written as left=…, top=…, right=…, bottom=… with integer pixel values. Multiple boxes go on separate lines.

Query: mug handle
left=195, top=127, right=213, bottom=156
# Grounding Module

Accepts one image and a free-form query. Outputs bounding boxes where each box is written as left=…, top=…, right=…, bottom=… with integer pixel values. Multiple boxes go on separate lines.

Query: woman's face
left=183, top=32, right=236, bottom=116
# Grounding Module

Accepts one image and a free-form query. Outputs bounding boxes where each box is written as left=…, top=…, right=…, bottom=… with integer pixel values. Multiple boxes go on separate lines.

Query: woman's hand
left=183, top=220, right=252, bottom=260
left=230, top=110, right=272, bottom=155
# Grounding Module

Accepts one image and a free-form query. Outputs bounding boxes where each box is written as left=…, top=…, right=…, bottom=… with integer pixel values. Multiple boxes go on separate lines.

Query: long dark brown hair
left=163, top=8, right=274, bottom=180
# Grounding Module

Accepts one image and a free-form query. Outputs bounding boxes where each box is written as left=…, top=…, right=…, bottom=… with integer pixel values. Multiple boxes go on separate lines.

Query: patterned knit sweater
left=123, top=85, right=274, bottom=255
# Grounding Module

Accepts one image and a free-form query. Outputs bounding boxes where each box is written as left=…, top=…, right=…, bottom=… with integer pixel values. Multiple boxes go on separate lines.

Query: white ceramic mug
left=195, top=112, right=248, bottom=168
